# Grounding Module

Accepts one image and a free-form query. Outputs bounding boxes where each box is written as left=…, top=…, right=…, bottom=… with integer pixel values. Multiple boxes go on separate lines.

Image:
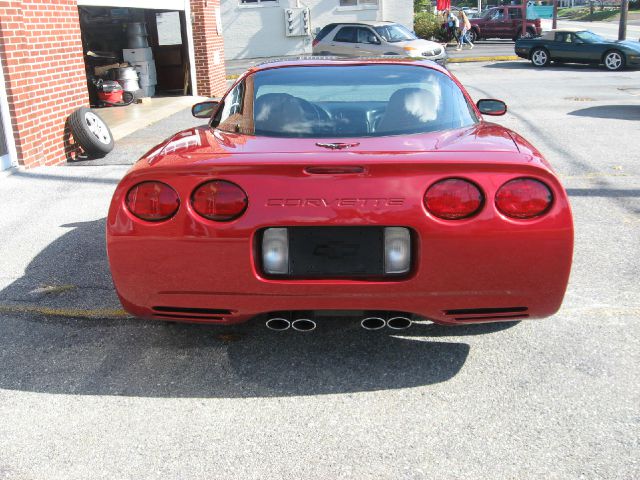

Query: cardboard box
left=93, top=63, right=123, bottom=77
left=123, top=48, right=153, bottom=63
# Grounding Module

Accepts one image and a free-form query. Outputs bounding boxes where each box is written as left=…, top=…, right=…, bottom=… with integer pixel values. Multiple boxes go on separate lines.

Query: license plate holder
left=288, top=227, right=384, bottom=278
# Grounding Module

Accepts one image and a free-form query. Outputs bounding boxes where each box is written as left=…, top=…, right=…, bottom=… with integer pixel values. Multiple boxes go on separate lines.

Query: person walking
left=456, top=10, right=474, bottom=50
left=447, top=10, right=460, bottom=44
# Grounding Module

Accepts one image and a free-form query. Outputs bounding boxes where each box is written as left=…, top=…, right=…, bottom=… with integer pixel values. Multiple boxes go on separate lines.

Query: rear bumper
left=107, top=167, right=573, bottom=326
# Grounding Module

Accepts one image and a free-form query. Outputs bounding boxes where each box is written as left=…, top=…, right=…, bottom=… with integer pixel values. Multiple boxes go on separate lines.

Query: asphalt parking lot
left=0, top=60, right=638, bottom=479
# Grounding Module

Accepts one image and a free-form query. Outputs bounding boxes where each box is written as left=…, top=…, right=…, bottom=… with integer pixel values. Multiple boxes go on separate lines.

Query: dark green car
left=515, top=29, right=640, bottom=71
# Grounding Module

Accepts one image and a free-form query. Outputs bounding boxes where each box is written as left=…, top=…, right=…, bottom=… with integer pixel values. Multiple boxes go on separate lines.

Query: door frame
left=77, top=0, right=198, bottom=96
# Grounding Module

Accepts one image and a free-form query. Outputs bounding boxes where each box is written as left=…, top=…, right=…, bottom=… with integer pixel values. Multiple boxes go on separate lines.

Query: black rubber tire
left=530, top=47, right=550, bottom=67
left=467, top=29, right=478, bottom=43
left=603, top=50, right=625, bottom=71
left=69, top=107, right=114, bottom=157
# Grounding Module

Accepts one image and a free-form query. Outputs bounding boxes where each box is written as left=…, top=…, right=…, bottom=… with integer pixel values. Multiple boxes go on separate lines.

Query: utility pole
left=552, top=0, right=558, bottom=29
left=619, top=0, right=629, bottom=41
left=522, top=2, right=527, bottom=38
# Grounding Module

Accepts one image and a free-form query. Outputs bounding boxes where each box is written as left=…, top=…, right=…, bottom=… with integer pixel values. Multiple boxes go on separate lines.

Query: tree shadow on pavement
left=0, top=219, right=517, bottom=398
left=568, top=105, right=640, bottom=121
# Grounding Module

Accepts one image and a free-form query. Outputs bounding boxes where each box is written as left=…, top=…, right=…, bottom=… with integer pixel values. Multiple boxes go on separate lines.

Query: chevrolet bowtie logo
left=313, top=241, right=359, bottom=259
left=315, top=142, right=360, bottom=150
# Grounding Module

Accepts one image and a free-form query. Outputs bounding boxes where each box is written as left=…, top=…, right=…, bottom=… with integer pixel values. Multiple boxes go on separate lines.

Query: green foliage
left=414, top=12, right=444, bottom=41
left=557, top=6, right=621, bottom=21
left=414, top=0, right=431, bottom=13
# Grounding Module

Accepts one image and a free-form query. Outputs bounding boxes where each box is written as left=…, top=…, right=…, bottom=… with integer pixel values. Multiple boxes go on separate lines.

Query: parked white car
left=312, top=21, right=447, bottom=64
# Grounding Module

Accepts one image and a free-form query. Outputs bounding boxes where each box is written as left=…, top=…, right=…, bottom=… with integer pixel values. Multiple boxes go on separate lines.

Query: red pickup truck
left=468, top=6, right=542, bottom=42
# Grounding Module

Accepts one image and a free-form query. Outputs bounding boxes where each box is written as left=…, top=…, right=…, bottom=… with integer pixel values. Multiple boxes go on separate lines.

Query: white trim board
left=0, top=55, right=18, bottom=170
left=77, top=0, right=187, bottom=10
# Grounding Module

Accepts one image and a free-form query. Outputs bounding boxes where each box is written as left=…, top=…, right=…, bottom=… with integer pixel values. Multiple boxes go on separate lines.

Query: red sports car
left=107, top=58, right=573, bottom=332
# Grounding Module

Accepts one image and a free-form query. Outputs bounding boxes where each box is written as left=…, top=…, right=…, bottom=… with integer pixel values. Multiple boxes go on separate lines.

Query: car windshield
left=575, top=31, right=604, bottom=43
left=373, top=24, right=416, bottom=42
left=215, top=64, right=478, bottom=138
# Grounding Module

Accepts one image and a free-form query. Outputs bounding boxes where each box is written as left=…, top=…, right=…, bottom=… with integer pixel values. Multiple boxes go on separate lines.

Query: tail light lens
left=424, top=178, right=484, bottom=220
left=125, top=181, right=179, bottom=222
left=496, top=178, right=553, bottom=219
left=191, top=180, right=248, bottom=221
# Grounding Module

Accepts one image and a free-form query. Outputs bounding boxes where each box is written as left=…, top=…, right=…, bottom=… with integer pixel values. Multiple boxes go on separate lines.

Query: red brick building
left=0, top=0, right=227, bottom=170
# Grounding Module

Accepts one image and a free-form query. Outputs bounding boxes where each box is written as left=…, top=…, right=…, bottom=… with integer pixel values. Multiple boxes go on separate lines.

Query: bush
left=414, top=12, right=442, bottom=41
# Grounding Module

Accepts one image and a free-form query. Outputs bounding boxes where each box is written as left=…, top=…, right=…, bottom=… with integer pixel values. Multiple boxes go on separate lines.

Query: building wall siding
left=0, top=0, right=90, bottom=167
left=222, top=0, right=413, bottom=60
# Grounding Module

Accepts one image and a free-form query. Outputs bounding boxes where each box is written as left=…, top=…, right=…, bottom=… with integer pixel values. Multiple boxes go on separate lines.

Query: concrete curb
left=447, top=55, right=521, bottom=63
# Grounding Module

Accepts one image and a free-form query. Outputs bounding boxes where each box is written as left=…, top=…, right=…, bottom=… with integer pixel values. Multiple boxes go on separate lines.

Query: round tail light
left=496, top=178, right=553, bottom=219
left=125, top=181, right=179, bottom=222
left=424, top=178, right=484, bottom=220
left=191, top=180, right=248, bottom=221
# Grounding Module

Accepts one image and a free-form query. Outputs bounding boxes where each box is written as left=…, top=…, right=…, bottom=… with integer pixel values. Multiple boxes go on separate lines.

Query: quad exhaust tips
left=361, top=315, right=412, bottom=330
left=266, top=317, right=317, bottom=332
left=267, top=314, right=411, bottom=331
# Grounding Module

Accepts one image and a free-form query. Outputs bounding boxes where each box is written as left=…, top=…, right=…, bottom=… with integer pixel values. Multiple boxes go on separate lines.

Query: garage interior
left=79, top=6, right=192, bottom=100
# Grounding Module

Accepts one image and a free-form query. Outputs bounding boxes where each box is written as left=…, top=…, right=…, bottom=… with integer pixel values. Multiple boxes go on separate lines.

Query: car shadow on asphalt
left=568, top=105, right=640, bottom=121
left=0, top=218, right=518, bottom=398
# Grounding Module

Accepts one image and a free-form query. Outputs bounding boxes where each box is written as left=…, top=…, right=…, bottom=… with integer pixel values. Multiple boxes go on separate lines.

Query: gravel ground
left=0, top=61, right=638, bottom=480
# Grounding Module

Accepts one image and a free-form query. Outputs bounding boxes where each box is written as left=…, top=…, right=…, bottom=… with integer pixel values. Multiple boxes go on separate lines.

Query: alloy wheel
left=604, top=52, right=623, bottom=71
left=532, top=50, right=548, bottom=66
left=84, top=111, right=112, bottom=145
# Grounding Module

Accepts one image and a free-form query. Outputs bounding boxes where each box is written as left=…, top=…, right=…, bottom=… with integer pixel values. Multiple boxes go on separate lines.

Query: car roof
left=540, top=28, right=586, bottom=40
left=324, top=20, right=395, bottom=27
left=247, top=57, right=450, bottom=76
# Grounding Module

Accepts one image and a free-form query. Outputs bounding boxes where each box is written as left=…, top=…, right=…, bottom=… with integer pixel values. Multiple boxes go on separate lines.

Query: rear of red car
left=107, top=60, right=573, bottom=327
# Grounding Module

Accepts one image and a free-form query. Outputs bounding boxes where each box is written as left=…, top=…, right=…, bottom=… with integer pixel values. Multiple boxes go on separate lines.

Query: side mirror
left=477, top=99, right=507, bottom=116
left=368, top=35, right=381, bottom=45
left=192, top=100, right=220, bottom=119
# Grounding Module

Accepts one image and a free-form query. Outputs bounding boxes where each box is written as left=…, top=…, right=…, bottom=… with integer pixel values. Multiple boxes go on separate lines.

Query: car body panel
left=470, top=6, right=541, bottom=40
left=516, top=31, right=640, bottom=67
left=313, top=23, right=447, bottom=63
left=107, top=58, right=573, bottom=326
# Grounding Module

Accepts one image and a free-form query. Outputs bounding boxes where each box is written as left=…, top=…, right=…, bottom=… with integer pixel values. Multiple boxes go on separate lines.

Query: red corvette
left=107, top=58, right=573, bottom=331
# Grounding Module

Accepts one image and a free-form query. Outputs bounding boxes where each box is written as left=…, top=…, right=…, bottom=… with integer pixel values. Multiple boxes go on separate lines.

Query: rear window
left=315, top=24, right=337, bottom=42
left=214, top=65, right=477, bottom=138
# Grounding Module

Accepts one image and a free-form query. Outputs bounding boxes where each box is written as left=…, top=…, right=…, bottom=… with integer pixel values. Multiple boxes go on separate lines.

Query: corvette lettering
left=266, top=198, right=405, bottom=207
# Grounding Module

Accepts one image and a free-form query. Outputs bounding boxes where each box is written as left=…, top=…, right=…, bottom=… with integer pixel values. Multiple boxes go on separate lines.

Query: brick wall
left=0, top=0, right=89, bottom=168
left=190, top=0, right=227, bottom=98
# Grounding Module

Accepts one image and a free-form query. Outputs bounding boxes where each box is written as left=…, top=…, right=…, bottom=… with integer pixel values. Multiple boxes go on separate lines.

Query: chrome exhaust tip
left=266, top=317, right=291, bottom=331
left=361, top=316, right=386, bottom=331
left=387, top=316, right=412, bottom=330
left=291, top=318, right=316, bottom=332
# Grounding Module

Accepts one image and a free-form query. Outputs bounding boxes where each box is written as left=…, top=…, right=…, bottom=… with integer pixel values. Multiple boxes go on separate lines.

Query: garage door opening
left=79, top=6, right=193, bottom=106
